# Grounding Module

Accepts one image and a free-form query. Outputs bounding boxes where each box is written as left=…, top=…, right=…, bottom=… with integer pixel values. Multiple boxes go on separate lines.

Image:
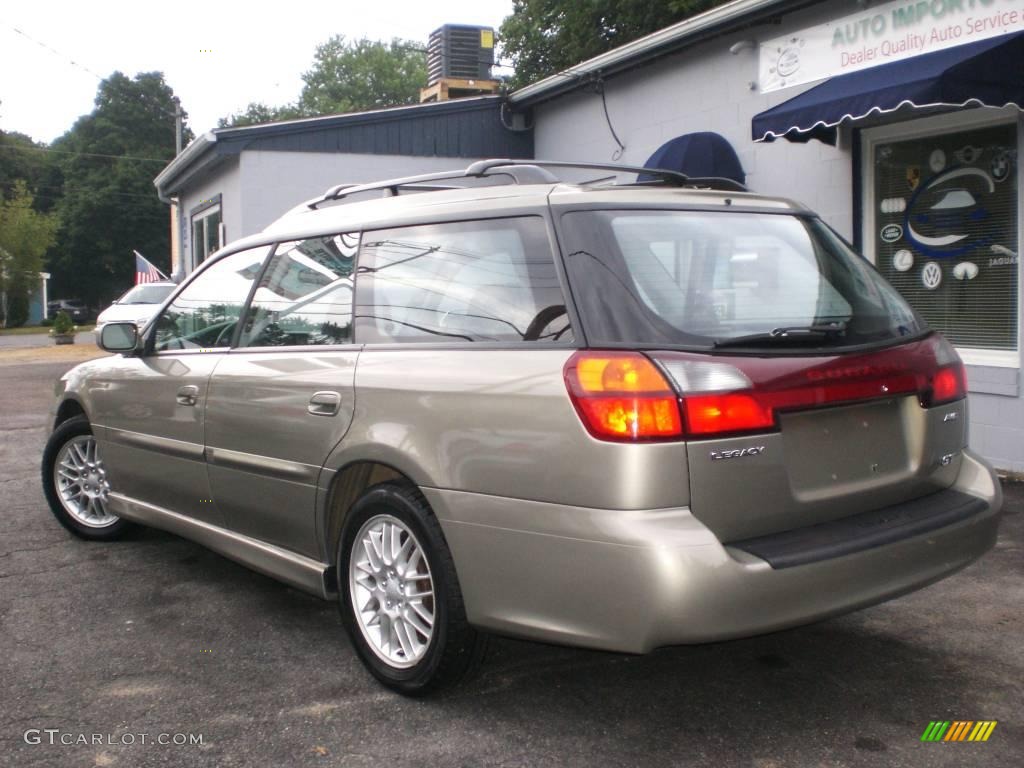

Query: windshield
left=118, top=284, right=175, bottom=304
left=560, top=210, right=925, bottom=349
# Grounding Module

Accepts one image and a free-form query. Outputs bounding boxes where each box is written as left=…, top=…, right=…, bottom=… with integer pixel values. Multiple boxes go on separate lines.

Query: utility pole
left=170, top=99, right=184, bottom=279
left=175, top=101, right=184, bottom=156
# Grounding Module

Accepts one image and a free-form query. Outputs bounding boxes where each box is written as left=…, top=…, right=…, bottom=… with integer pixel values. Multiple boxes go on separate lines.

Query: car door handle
left=308, top=391, right=342, bottom=416
left=176, top=385, right=199, bottom=406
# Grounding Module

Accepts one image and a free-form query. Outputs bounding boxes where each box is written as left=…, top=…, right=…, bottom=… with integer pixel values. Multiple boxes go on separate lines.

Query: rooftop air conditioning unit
left=427, top=25, right=495, bottom=85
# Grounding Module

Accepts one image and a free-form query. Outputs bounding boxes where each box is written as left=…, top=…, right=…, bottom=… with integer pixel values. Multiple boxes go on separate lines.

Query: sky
left=0, top=0, right=514, bottom=144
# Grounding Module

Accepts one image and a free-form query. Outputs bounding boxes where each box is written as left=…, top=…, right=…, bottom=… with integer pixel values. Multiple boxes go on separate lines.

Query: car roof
left=214, top=160, right=811, bottom=259
left=249, top=183, right=805, bottom=246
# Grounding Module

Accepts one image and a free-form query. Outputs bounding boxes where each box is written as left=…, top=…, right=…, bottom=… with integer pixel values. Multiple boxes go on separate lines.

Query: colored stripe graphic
left=921, top=720, right=997, bottom=742
left=945, top=721, right=972, bottom=741
left=972, top=722, right=998, bottom=742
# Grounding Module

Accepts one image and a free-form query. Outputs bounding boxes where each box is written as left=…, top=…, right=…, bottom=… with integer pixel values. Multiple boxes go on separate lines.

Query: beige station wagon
left=42, top=160, right=1002, bottom=694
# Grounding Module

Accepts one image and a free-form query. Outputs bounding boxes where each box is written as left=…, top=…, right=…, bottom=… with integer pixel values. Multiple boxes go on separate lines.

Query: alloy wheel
left=53, top=435, right=117, bottom=528
left=349, top=514, right=435, bottom=668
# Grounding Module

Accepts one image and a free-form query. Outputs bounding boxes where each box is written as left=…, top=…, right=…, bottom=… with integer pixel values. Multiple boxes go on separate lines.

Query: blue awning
left=641, top=132, right=745, bottom=184
left=752, top=32, right=1024, bottom=144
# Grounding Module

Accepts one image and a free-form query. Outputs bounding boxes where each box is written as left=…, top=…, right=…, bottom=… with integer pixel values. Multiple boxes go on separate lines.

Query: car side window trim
left=236, top=233, right=359, bottom=349
left=148, top=245, right=274, bottom=355
left=352, top=215, right=575, bottom=346
left=231, top=243, right=279, bottom=350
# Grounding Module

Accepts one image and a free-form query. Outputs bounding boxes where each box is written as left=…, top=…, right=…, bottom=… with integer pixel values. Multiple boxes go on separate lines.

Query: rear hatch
left=651, top=338, right=967, bottom=541
left=558, top=206, right=969, bottom=542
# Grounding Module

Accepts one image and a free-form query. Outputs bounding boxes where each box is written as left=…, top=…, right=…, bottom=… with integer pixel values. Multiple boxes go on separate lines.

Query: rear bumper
left=427, top=449, right=1001, bottom=653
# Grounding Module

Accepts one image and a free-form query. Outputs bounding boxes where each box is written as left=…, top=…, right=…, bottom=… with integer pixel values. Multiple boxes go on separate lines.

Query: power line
left=7, top=24, right=105, bottom=82
left=2, top=22, right=181, bottom=121
left=0, top=144, right=169, bottom=164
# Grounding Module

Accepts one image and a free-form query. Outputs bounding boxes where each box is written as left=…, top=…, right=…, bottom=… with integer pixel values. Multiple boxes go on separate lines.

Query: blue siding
left=215, top=97, right=532, bottom=159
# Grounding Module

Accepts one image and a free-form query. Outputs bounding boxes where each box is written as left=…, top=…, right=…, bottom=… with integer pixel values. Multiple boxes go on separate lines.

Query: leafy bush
left=51, top=310, right=74, bottom=335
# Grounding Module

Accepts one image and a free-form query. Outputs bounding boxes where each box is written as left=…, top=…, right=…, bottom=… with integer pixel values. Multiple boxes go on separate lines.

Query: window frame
left=860, top=107, right=1023, bottom=369
left=235, top=233, right=360, bottom=351
left=352, top=214, right=580, bottom=349
left=146, top=244, right=274, bottom=356
left=190, top=195, right=225, bottom=272
left=146, top=211, right=584, bottom=355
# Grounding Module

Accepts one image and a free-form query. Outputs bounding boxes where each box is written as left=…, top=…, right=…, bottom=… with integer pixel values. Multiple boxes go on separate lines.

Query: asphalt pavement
left=1, top=355, right=1021, bottom=767
left=0, top=331, right=92, bottom=349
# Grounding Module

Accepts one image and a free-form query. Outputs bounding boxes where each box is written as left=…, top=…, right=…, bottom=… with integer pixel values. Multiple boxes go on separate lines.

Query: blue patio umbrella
left=641, top=132, right=746, bottom=185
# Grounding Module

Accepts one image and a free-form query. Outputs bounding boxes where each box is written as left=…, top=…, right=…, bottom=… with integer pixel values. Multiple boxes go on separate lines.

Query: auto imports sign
left=759, top=0, right=1024, bottom=92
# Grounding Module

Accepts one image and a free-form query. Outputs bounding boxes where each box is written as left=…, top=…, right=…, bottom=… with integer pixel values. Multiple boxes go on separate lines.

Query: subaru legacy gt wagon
left=43, top=160, right=1002, bottom=694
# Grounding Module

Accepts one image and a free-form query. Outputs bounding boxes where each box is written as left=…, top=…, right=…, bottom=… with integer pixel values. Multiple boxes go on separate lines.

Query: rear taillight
left=927, top=363, right=967, bottom=406
left=683, top=393, right=774, bottom=435
left=563, top=352, right=682, bottom=441
left=565, top=334, right=966, bottom=442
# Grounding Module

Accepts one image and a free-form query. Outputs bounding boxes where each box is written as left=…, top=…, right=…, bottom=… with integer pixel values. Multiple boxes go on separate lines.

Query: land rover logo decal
left=880, top=224, right=903, bottom=243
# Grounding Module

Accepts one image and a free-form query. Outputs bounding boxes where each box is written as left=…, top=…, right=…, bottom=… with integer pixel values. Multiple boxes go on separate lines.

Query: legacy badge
left=710, top=446, right=766, bottom=461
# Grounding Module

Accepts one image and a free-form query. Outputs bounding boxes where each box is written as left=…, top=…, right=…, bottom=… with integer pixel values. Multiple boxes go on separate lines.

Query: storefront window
left=191, top=205, right=223, bottom=269
left=873, top=123, right=1018, bottom=351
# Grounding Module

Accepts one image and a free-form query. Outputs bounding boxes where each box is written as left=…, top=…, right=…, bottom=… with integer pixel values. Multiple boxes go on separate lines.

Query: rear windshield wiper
left=712, top=322, right=847, bottom=349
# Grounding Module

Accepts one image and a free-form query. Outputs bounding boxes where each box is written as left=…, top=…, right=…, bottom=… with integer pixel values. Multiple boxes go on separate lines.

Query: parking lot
left=2, top=349, right=1022, bottom=767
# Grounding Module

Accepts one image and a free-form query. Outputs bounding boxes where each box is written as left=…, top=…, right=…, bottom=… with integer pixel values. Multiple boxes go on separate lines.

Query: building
left=153, top=95, right=532, bottom=279
left=0, top=247, right=50, bottom=326
left=505, top=0, right=1023, bottom=472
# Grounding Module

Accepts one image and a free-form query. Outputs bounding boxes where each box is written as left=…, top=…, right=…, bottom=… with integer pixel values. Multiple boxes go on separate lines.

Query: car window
left=561, top=210, right=922, bottom=348
left=355, top=217, right=572, bottom=344
left=118, top=284, right=175, bottom=304
left=238, top=234, right=358, bottom=347
left=153, top=246, right=271, bottom=351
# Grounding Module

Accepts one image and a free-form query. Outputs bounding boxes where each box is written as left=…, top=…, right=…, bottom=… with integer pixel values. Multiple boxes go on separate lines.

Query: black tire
left=337, top=482, right=485, bottom=695
left=41, top=415, right=131, bottom=541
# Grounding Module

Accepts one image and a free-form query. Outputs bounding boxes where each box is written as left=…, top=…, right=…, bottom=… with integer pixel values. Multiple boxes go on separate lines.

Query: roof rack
left=634, top=175, right=748, bottom=193
left=307, top=158, right=746, bottom=209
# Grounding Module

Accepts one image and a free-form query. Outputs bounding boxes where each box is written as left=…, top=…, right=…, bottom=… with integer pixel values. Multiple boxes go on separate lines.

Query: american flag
left=134, top=251, right=167, bottom=285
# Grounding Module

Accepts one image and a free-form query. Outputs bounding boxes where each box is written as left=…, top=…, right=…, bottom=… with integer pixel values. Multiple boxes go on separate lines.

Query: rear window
left=560, top=210, right=924, bottom=349
left=118, top=284, right=175, bottom=304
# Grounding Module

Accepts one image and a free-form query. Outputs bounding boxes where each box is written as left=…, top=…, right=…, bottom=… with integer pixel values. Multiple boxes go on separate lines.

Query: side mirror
left=99, top=322, right=140, bottom=354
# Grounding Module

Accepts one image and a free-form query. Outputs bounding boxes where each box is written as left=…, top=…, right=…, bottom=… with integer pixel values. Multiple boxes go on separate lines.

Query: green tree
left=48, top=72, right=189, bottom=306
left=218, top=102, right=305, bottom=129
left=0, top=124, right=51, bottom=203
left=499, top=0, right=728, bottom=89
left=0, top=181, right=58, bottom=326
left=218, top=36, right=428, bottom=128
left=298, top=36, right=427, bottom=115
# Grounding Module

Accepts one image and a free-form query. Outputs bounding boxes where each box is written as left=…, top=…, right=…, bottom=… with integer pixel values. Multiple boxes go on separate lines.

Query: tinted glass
left=205, top=209, right=222, bottom=259
left=238, top=234, right=357, bottom=347
left=355, top=217, right=571, bottom=344
left=561, top=210, right=923, bottom=349
left=154, top=246, right=271, bottom=351
left=191, top=207, right=222, bottom=265
left=192, top=219, right=204, bottom=266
